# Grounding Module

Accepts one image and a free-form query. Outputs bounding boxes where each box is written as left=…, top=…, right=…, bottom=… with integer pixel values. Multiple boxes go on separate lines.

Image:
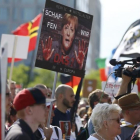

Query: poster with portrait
left=59, top=121, right=71, bottom=140
left=35, top=0, right=93, bottom=77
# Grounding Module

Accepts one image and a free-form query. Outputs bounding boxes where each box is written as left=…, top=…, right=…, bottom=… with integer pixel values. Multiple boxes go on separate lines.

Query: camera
left=109, top=57, right=140, bottom=79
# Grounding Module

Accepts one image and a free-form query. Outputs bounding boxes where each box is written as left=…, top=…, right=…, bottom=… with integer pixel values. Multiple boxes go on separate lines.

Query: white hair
left=90, top=103, right=121, bottom=132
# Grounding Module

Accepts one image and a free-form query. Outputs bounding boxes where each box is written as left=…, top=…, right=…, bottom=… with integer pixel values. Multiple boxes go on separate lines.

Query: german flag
left=60, top=74, right=82, bottom=95
left=8, top=13, right=42, bottom=63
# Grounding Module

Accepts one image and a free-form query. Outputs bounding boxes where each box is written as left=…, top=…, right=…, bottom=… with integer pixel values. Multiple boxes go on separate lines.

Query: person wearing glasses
left=87, top=89, right=112, bottom=135
left=87, top=103, right=121, bottom=140
left=113, top=68, right=140, bottom=140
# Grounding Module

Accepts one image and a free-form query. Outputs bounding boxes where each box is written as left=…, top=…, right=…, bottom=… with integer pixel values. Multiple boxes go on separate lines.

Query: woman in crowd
left=88, top=103, right=122, bottom=140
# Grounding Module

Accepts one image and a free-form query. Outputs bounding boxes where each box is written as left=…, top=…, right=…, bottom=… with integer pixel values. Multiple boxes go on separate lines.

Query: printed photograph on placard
left=59, top=121, right=71, bottom=140
left=35, top=0, right=93, bottom=77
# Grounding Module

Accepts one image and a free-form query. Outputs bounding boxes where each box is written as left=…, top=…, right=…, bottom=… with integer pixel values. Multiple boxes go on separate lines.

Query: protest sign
left=0, top=34, right=29, bottom=86
left=1, top=34, right=29, bottom=59
left=102, top=81, right=138, bottom=100
left=82, top=79, right=97, bottom=98
left=35, top=0, right=93, bottom=77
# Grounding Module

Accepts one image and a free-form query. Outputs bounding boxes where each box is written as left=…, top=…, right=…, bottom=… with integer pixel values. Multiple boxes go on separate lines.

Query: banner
left=102, top=82, right=138, bottom=101
left=35, top=0, right=93, bottom=77
left=82, top=79, right=97, bottom=98
left=112, top=19, right=140, bottom=59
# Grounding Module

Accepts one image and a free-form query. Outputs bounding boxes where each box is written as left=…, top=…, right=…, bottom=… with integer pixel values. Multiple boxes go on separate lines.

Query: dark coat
left=5, top=119, right=37, bottom=140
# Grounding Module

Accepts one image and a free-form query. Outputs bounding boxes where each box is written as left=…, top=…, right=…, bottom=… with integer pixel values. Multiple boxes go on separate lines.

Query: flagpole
left=9, top=35, right=18, bottom=88
left=47, top=72, right=58, bottom=128
left=27, top=13, right=43, bottom=84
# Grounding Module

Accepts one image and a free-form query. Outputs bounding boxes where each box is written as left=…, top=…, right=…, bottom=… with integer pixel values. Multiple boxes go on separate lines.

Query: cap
left=13, top=87, right=56, bottom=111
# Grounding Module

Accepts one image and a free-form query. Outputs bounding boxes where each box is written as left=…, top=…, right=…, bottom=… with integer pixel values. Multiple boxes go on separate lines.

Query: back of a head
left=88, top=89, right=104, bottom=109
left=55, top=84, right=72, bottom=99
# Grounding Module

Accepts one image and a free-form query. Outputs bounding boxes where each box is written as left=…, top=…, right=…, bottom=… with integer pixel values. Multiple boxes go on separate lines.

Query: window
left=0, top=8, right=9, bottom=20
left=13, top=8, right=18, bottom=20
left=0, top=24, right=7, bottom=38
left=21, top=0, right=34, bottom=4
left=38, top=0, right=45, bottom=5
left=21, top=8, right=35, bottom=21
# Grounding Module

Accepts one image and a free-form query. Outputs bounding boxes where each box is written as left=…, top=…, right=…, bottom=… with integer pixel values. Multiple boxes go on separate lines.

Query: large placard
left=35, top=0, right=93, bottom=77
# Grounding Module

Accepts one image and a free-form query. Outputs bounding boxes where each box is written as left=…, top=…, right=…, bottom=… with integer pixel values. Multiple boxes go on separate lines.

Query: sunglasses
left=6, top=92, right=11, bottom=96
left=109, top=118, right=121, bottom=124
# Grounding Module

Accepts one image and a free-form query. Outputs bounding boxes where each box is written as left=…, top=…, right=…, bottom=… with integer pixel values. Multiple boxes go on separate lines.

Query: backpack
left=76, top=123, right=89, bottom=140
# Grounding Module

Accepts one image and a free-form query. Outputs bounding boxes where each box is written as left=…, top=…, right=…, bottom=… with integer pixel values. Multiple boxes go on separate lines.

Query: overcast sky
left=100, top=0, right=140, bottom=58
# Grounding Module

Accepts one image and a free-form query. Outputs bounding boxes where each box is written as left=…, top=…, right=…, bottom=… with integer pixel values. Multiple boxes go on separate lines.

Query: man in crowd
left=87, top=89, right=112, bottom=135
left=51, top=84, right=76, bottom=140
left=113, top=70, right=140, bottom=140
left=5, top=87, right=53, bottom=140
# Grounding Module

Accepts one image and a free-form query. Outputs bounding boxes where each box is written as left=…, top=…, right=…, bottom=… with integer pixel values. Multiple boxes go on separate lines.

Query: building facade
left=76, top=0, right=101, bottom=70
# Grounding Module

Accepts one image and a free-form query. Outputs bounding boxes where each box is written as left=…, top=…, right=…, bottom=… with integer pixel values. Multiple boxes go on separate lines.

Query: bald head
left=55, top=84, right=73, bottom=99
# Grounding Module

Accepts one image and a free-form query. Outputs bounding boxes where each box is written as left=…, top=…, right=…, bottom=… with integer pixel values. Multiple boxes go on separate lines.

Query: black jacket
left=5, top=119, right=37, bottom=140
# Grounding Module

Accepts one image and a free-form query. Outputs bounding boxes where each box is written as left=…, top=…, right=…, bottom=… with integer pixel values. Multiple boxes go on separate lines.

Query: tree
left=7, top=64, right=61, bottom=88
left=85, top=69, right=101, bottom=89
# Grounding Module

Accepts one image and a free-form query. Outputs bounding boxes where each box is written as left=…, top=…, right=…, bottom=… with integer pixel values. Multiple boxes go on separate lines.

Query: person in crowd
left=5, top=84, right=12, bottom=135
left=35, top=84, right=49, bottom=98
left=87, top=103, right=121, bottom=140
left=34, top=84, right=62, bottom=140
left=113, top=68, right=140, bottom=140
left=5, top=87, right=54, bottom=140
left=41, top=13, right=88, bottom=70
left=5, top=106, right=17, bottom=129
left=7, top=80, right=16, bottom=101
left=47, top=87, right=52, bottom=98
left=87, top=89, right=112, bottom=135
left=35, top=103, right=62, bottom=140
left=51, top=84, right=76, bottom=140
left=78, top=107, right=86, bottom=119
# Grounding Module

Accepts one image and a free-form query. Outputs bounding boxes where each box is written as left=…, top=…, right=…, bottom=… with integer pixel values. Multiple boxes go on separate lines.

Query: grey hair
left=90, top=103, right=121, bottom=132
left=55, top=84, right=72, bottom=99
left=7, top=80, right=16, bottom=84
left=34, top=84, right=47, bottom=89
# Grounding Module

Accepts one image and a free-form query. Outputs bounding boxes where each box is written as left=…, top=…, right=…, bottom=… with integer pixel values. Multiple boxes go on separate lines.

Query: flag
left=112, top=19, right=140, bottom=60
left=136, top=78, right=140, bottom=93
left=60, top=74, right=81, bottom=94
left=96, top=58, right=107, bottom=81
left=8, top=13, right=42, bottom=63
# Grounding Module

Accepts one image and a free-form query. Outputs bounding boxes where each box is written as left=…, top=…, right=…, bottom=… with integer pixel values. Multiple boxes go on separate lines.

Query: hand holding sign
left=75, top=39, right=88, bottom=70
left=41, top=36, right=54, bottom=61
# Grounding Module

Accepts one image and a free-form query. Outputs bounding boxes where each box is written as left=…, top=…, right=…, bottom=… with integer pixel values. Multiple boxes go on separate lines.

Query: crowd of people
left=3, top=68, right=140, bottom=140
